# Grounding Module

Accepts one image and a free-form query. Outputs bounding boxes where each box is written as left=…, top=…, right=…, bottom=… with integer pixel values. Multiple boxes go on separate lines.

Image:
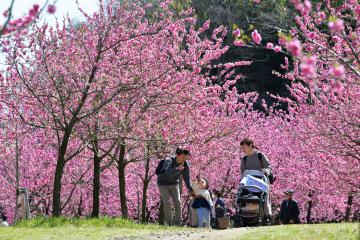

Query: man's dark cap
left=284, top=189, right=295, bottom=195
left=176, top=147, right=190, bottom=155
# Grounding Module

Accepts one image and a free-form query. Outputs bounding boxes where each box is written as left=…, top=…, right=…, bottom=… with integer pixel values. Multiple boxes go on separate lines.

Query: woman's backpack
left=155, top=159, right=166, bottom=175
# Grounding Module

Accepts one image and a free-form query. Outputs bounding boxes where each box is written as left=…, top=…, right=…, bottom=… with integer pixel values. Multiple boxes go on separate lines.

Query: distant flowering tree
left=272, top=0, right=360, bottom=221
left=231, top=0, right=360, bottom=222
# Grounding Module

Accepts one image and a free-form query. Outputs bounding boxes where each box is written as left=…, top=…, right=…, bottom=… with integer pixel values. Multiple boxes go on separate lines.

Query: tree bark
left=141, top=145, right=151, bottom=223
left=52, top=128, right=72, bottom=216
left=306, top=191, right=313, bottom=224
left=117, top=141, right=128, bottom=218
left=141, top=180, right=150, bottom=223
left=91, top=153, right=101, bottom=217
left=77, top=193, right=83, bottom=217
left=344, top=194, right=353, bottom=222
left=90, top=125, right=101, bottom=218
left=14, top=133, right=20, bottom=224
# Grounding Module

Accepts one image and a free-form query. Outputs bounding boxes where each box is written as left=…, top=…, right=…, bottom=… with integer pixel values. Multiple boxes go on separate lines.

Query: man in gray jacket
left=157, top=147, right=193, bottom=226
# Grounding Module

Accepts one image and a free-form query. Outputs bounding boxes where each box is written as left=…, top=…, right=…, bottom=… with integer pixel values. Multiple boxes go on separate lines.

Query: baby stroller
left=234, top=170, right=269, bottom=227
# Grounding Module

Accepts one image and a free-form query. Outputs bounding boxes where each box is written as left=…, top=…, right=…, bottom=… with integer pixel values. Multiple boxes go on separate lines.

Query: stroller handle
left=238, top=185, right=264, bottom=192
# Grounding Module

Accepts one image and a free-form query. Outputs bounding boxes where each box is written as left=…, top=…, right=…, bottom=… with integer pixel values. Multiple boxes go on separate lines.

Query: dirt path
left=112, top=228, right=251, bottom=240
left=144, top=228, right=250, bottom=240
left=167, top=228, right=248, bottom=240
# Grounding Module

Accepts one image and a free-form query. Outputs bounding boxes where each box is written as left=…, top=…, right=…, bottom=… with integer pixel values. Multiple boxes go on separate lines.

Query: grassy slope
left=232, top=223, right=359, bottom=240
left=0, top=218, right=358, bottom=240
left=0, top=217, right=185, bottom=240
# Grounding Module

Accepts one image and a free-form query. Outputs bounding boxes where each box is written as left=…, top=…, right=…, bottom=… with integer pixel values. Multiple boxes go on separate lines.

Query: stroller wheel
left=261, top=215, right=271, bottom=226
left=234, top=213, right=243, bottom=228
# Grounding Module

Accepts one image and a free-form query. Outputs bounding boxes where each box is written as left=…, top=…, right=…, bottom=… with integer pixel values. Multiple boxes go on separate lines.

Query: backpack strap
left=257, top=152, right=264, bottom=169
left=243, top=155, right=247, bottom=169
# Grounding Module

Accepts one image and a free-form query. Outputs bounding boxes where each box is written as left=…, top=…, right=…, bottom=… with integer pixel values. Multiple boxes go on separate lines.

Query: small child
left=191, top=178, right=213, bottom=228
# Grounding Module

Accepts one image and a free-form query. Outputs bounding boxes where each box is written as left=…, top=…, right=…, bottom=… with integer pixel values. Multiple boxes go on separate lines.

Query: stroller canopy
left=240, top=170, right=269, bottom=193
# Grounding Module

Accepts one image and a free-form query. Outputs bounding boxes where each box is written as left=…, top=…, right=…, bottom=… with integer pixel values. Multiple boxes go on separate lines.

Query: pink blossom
left=234, top=40, right=244, bottom=47
left=253, top=0, right=261, bottom=3
left=47, top=5, right=56, bottom=14
left=304, top=44, right=314, bottom=52
left=274, top=45, right=282, bottom=52
left=202, top=20, right=210, bottom=30
left=315, top=18, right=322, bottom=25
left=332, top=36, right=341, bottom=43
left=278, top=37, right=286, bottom=46
left=317, top=11, right=326, bottom=20
left=307, top=31, right=318, bottom=40
left=3, top=10, right=9, bottom=17
left=168, top=24, right=177, bottom=35
left=232, top=28, right=241, bottom=37
left=251, top=29, right=262, bottom=44
left=300, top=63, right=314, bottom=77
left=29, top=4, right=40, bottom=17
left=303, top=0, right=312, bottom=13
left=286, top=39, right=302, bottom=57
left=332, top=80, right=344, bottom=93
left=294, top=3, right=303, bottom=11
left=356, top=6, right=360, bottom=15
left=290, top=28, right=298, bottom=36
left=300, top=56, right=317, bottom=78
left=328, top=19, right=344, bottom=32
left=329, top=65, right=346, bottom=78
left=303, top=55, right=317, bottom=66
left=266, top=42, right=274, bottom=49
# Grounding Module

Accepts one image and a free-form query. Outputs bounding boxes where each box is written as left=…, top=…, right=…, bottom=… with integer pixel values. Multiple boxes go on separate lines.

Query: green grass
left=0, top=217, right=358, bottom=240
left=15, top=216, right=169, bottom=229
left=0, top=217, right=186, bottom=240
left=233, top=223, right=359, bottom=240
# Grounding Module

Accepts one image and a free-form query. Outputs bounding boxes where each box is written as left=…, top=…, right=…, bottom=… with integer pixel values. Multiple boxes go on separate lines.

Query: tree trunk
left=141, top=181, right=149, bottom=223
left=91, top=154, right=101, bottom=217
left=344, top=194, right=353, bottom=222
left=77, top=193, right=83, bottom=217
left=91, top=126, right=101, bottom=218
left=117, top=141, right=128, bottom=218
left=306, top=191, right=313, bottom=224
left=14, top=134, right=20, bottom=224
left=141, top=145, right=151, bottom=223
left=52, top=128, right=72, bottom=216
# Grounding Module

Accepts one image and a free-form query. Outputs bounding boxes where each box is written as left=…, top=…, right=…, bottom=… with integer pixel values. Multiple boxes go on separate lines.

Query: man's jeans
left=158, top=184, right=181, bottom=225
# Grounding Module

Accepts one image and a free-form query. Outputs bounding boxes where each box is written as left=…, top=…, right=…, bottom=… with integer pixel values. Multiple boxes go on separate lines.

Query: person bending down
left=157, top=147, right=194, bottom=226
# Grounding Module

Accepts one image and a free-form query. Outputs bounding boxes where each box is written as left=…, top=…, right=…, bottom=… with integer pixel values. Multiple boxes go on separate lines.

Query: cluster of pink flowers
left=300, top=55, right=317, bottom=78
left=1, top=3, right=56, bottom=36
left=286, top=39, right=302, bottom=57
left=328, top=19, right=345, bottom=33
left=251, top=29, right=262, bottom=44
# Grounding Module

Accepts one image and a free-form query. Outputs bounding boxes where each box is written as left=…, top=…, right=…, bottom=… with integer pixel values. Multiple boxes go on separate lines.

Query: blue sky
left=1, top=0, right=99, bottom=26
